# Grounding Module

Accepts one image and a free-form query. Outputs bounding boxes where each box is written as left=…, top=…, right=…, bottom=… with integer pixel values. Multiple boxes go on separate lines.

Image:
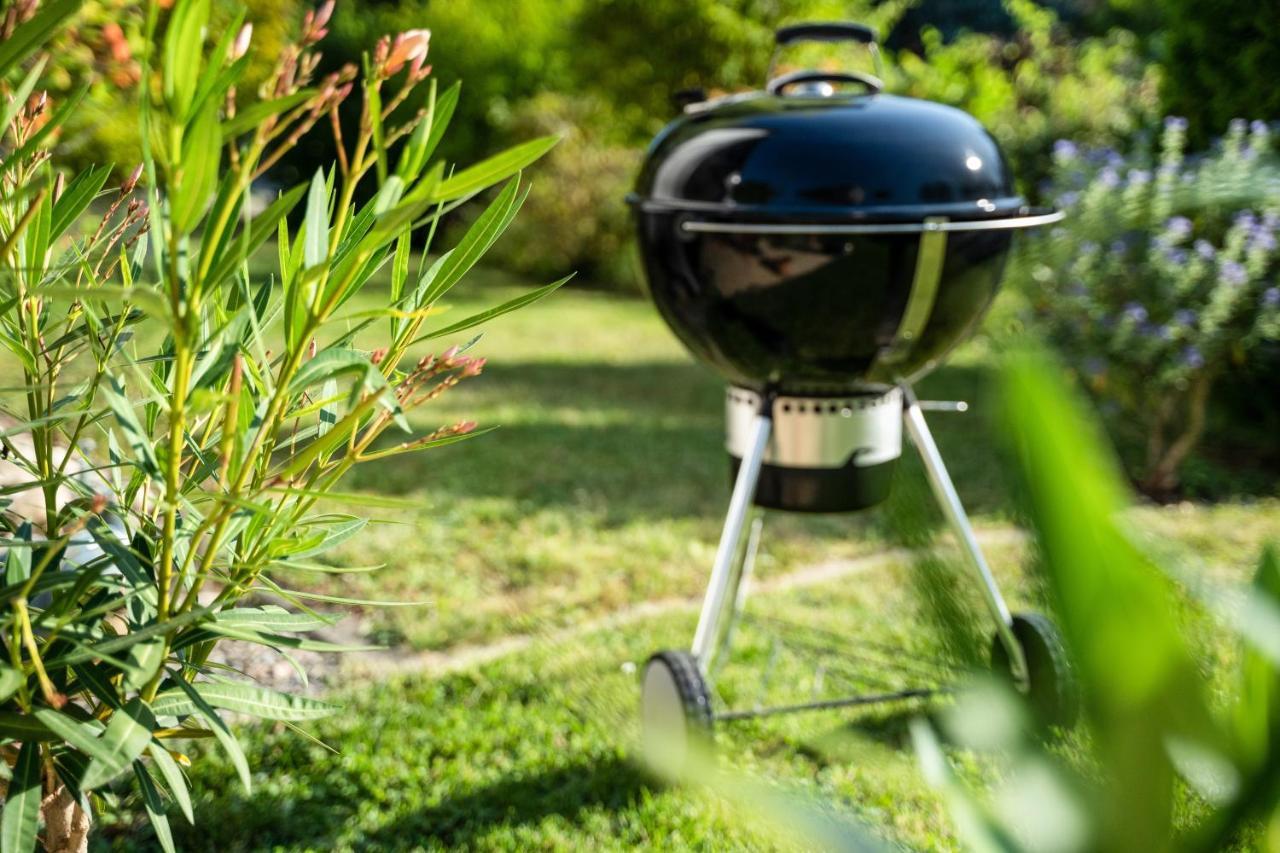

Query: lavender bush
left=1022, top=118, right=1280, bottom=496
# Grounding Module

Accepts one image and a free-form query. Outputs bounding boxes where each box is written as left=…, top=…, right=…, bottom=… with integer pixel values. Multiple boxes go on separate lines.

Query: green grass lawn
left=82, top=270, right=1278, bottom=850
left=114, top=532, right=1275, bottom=851
left=292, top=274, right=1039, bottom=650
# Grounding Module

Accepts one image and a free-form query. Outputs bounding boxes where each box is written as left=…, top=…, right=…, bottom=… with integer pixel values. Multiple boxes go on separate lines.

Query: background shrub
left=1161, top=0, right=1280, bottom=145
left=1016, top=118, right=1280, bottom=496
left=485, top=93, right=642, bottom=290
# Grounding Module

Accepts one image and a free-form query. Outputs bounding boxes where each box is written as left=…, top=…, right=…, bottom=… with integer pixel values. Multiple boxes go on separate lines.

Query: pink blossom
left=231, top=23, right=253, bottom=60
left=385, top=29, right=430, bottom=76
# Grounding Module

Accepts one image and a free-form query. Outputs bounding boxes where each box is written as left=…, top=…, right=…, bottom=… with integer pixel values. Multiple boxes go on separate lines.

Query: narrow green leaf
left=0, top=86, right=87, bottom=180
left=204, top=623, right=380, bottom=653
left=303, top=169, right=329, bottom=270
left=151, top=681, right=336, bottom=722
left=170, top=102, right=221, bottom=234
left=221, top=90, right=313, bottom=139
left=410, top=80, right=459, bottom=179
left=203, top=711, right=251, bottom=793
left=419, top=177, right=523, bottom=306
left=0, top=0, right=83, bottom=79
left=133, top=761, right=176, bottom=853
left=167, top=680, right=250, bottom=792
left=4, top=524, right=31, bottom=586
left=1, top=741, right=40, bottom=853
left=213, top=605, right=334, bottom=633
left=0, top=713, right=53, bottom=742
left=78, top=698, right=156, bottom=789
left=416, top=276, right=571, bottom=343
left=162, top=0, right=210, bottom=115
left=0, top=57, right=46, bottom=136
left=205, top=183, right=306, bottom=289
left=146, top=743, right=194, bottom=824
left=433, top=135, right=558, bottom=202
left=50, top=165, right=112, bottom=242
left=0, top=666, right=23, bottom=705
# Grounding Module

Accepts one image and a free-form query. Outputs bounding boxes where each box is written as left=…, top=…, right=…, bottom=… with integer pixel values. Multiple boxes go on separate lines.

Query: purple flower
left=1252, top=120, right=1270, bottom=135
left=1251, top=230, right=1278, bottom=253
left=1163, top=247, right=1189, bottom=265
left=1057, top=191, right=1080, bottom=208
left=1164, top=216, right=1193, bottom=239
left=1182, top=345, right=1205, bottom=369
left=1164, top=116, right=1189, bottom=132
left=1128, top=169, right=1151, bottom=185
left=1098, top=167, right=1120, bottom=188
left=1173, top=309, right=1198, bottom=326
left=1235, top=211, right=1258, bottom=230
left=1221, top=260, right=1248, bottom=286
left=1155, top=324, right=1174, bottom=341
left=1053, top=139, right=1079, bottom=161
left=1081, top=240, right=1099, bottom=254
left=1123, top=302, right=1148, bottom=323
left=1194, top=239, right=1216, bottom=260
left=1264, top=287, right=1280, bottom=308
left=1230, top=118, right=1248, bottom=134
left=1110, top=239, right=1128, bottom=256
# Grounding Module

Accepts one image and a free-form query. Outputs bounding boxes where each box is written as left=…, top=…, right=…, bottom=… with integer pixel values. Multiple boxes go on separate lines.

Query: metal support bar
left=916, top=400, right=968, bottom=413
left=900, top=384, right=1027, bottom=684
left=715, top=687, right=942, bottom=723
left=691, top=413, right=773, bottom=669
left=713, top=512, right=764, bottom=676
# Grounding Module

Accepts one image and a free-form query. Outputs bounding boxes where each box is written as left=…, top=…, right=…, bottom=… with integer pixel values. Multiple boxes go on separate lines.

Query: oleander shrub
left=0, top=0, right=562, bottom=849
left=1018, top=117, right=1280, bottom=496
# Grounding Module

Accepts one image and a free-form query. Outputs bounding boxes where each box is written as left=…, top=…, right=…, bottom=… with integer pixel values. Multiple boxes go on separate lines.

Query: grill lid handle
left=768, top=21, right=884, bottom=90
left=767, top=70, right=883, bottom=96
left=775, top=22, right=877, bottom=45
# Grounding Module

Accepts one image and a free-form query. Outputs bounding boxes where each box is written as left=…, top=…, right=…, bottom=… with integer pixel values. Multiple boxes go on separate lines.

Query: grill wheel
left=640, top=650, right=713, bottom=778
left=991, top=611, right=1080, bottom=728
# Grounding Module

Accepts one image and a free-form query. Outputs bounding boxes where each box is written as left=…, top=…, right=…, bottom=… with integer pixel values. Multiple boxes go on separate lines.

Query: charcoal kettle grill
left=631, top=22, right=1074, bottom=769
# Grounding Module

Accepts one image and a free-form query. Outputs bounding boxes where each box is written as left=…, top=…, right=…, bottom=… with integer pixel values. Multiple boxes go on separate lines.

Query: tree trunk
left=1141, top=373, right=1212, bottom=498
left=41, top=773, right=90, bottom=853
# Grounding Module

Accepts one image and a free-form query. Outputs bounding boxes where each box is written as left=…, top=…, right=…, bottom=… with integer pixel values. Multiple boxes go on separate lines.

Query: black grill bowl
left=635, top=212, right=1013, bottom=393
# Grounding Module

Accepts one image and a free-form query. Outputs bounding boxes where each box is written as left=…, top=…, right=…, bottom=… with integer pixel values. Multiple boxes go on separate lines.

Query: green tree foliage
left=1161, top=0, right=1280, bottom=145
left=893, top=0, right=1160, bottom=194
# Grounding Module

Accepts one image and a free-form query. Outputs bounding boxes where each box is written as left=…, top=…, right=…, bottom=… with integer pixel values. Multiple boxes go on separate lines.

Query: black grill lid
left=633, top=92, right=1024, bottom=222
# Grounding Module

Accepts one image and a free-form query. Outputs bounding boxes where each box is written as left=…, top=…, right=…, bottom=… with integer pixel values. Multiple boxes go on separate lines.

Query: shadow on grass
left=344, top=359, right=1018, bottom=522
left=358, top=757, right=654, bottom=848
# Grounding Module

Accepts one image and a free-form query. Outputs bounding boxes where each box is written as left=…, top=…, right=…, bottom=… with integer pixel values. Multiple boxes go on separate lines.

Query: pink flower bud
left=439, top=344, right=459, bottom=362
left=456, top=420, right=477, bottom=434
left=123, top=162, right=144, bottom=194
left=314, top=0, right=335, bottom=29
left=385, top=29, right=430, bottom=76
left=231, top=23, right=253, bottom=60
left=462, top=357, right=486, bottom=377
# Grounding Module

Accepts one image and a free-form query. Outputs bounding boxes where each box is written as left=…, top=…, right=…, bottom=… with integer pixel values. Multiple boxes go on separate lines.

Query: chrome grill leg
left=691, top=413, right=772, bottom=672
left=900, top=384, right=1028, bottom=684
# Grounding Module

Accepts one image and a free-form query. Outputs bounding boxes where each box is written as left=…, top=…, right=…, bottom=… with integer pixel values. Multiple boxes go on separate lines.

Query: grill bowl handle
left=775, top=22, right=877, bottom=45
